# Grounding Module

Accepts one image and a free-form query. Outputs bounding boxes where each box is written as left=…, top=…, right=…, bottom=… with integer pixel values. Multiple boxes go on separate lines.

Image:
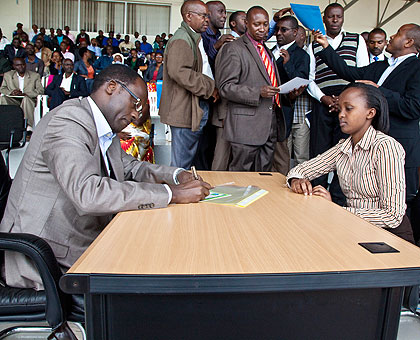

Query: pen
left=191, top=166, right=199, bottom=180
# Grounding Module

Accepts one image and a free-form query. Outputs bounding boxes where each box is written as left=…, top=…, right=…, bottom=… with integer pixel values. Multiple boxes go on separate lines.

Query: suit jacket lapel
left=23, top=71, right=31, bottom=92
left=107, top=137, right=124, bottom=182
left=242, top=34, right=271, bottom=84
left=381, top=56, right=416, bottom=87
left=12, top=71, right=19, bottom=90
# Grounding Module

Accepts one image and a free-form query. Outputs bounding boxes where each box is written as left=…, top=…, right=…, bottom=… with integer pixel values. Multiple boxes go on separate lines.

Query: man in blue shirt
left=102, top=31, right=119, bottom=47
left=140, top=36, right=153, bottom=54
left=93, top=45, right=114, bottom=72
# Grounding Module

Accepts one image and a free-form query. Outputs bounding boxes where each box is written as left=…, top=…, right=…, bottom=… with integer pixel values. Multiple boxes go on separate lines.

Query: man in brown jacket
left=159, top=0, right=217, bottom=169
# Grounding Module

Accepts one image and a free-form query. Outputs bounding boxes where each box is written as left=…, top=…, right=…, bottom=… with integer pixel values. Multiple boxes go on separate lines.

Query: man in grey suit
left=215, top=6, right=286, bottom=171
left=0, top=65, right=211, bottom=290
left=0, top=57, right=44, bottom=127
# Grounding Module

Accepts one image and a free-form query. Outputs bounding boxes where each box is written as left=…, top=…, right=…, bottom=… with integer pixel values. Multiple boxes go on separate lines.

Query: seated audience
left=152, top=35, right=161, bottom=51
left=96, top=30, right=105, bottom=47
left=52, top=28, right=65, bottom=49
left=74, top=40, right=88, bottom=62
left=93, top=45, right=114, bottom=72
left=155, top=41, right=165, bottom=54
left=4, top=37, right=26, bottom=64
left=119, top=35, right=135, bottom=56
left=24, top=42, right=44, bottom=76
left=59, top=41, right=74, bottom=62
left=49, top=27, right=55, bottom=40
left=367, top=28, right=387, bottom=63
left=116, top=33, right=123, bottom=43
left=0, top=57, right=44, bottom=127
left=102, top=37, right=120, bottom=55
left=112, top=53, right=124, bottom=65
left=74, top=47, right=95, bottom=93
left=0, top=28, right=10, bottom=51
left=28, top=24, right=38, bottom=42
left=0, top=64, right=210, bottom=293
left=287, top=83, right=414, bottom=243
left=143, top=51, right=163, bottom=82
left=20, top=32, right=30, bottom=48
left=32, top=27, right=52, bottom=46
left=102, top=31, right=119, bottom=47
left=134, top=40, right=146, bottom=58
left=49, top=50, right=64, bottom=75
left=45, top=58, right=88, bottom=109
left=140, top=35, right=153, bottom=54
left=147, top=51, right=156, bottom=66
left=132, top=31, right=140, bottom=43
left=0, top=54, right=12, bottom=85
left=35, top=38, right=52, bottom=68
left=125, top=48, right=147, bottom=73
left=76, top=28, right=90, bottom=46
left=161, top=32, right=168, bottom=46
left=64, top=26, right=75, bottom=44
left=88, top=38, right=102, bottom=58
left=12, top=23, right=23, bottom=37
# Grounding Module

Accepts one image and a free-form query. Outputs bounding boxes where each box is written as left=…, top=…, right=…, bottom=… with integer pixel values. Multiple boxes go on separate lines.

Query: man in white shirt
left=28, top=24, right=38, bottom=42
left=228, top=11, right=246, bottom=38
left=0, top=28, right=10, bottom=51
left=306, top=3, right=369, bottom=205
left=367, top=28, right=387, bottom=63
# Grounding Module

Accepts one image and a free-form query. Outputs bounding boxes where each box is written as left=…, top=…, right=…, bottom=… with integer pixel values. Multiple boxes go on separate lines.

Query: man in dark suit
left=313, top=23, right=420, bottom=205
left=271, top=15, right=310, bottom=174
left=4, top=36, right=26, bottom=65
left=367, top=28, right=388, bottom=63
left=215, top=6, right=286, bottom=171
left=45, top=58, right=88, bottom=109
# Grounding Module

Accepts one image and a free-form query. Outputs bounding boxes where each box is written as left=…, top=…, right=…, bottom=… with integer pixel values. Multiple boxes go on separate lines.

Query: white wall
left=0, top=0, right=418, bottom=43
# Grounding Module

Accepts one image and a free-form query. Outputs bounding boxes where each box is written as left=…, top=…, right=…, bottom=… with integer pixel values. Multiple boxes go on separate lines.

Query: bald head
left=405, top=23, right=420, bottom=52
left=181, top=0, right=209, bottom=33
left=246, top=6, right=268, bottom=22
left=181, top=0, right=206, bottom=17
left=246, top=6, right=269, bottom=42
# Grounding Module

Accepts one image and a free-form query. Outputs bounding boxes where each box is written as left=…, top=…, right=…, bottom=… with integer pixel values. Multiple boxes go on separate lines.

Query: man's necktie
left=257, top=43, right=281, bottom=107
left=373, top=56, right=379, bottom=62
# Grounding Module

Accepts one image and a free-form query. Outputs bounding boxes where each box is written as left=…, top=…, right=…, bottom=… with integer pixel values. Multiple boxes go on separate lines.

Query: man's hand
left=312, top=30, right=329, bottom=49
left=290, top=178, right=312, bottom=195
left=321, top=95, right=339, bottom=113
left=169, top=180, right=212, bottom=204
left=211, top=88, right=220, bottom=103
left=261, top=85, right=280, bottom=98
left=10, top=89, right=23, bottom=96
left=273, top=7, right=294, bottom=22
left=312, top=185, right=332, bottom=201
left=118, top=131, right=131, bottom=141
left=214, top=34, right=235, bottom=50
left=356, top=80, right=379, bottom=88
left=177, top=170, right=203, bottom=184
left=280, top=49, right=290, bottom=64
left=60, top=87, right=70, bottom=96
left=288, top=85, right=307, bottom=101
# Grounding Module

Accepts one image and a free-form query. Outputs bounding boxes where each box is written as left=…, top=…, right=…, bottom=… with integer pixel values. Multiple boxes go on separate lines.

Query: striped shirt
left=286, top=126, right=406, bottom=228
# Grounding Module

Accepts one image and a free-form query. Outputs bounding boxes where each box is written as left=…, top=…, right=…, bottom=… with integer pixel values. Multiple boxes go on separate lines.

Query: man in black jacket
left=4, top=37, right=25, bottom=65
left=45, top=58, right=88, bottom=109
left=272, top=15, right=310, bottom=174
left=313, top=23, right=420, bottom=205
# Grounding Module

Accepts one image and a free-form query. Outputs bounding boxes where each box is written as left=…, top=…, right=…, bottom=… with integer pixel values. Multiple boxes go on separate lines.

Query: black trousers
left=309, top=99, right=347, bottom=206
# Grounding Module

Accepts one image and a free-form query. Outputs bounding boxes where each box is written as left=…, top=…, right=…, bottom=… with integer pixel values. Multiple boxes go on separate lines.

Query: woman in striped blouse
left=287, top=82, right=414, bottom=242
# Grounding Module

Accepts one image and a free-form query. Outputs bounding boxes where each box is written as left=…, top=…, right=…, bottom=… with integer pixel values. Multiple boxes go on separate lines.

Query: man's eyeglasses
left=112, top=79, right=143, bottom=115
left=278, top=27, right=297, bottom=33
left=188, top=11, right=210, bottom=20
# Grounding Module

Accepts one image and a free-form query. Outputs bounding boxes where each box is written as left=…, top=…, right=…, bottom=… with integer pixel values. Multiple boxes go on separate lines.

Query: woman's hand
left=312, top=185, right=332, bottom=201
left=290, top=178, right=313, bottom=195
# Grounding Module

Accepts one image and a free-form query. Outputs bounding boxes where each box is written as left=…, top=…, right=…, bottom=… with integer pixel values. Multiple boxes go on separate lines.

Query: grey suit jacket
left=0, top=70, right=44, bottom=99
left=215, top=34, right=286, bottom=145
left=0, top=97, right=178, bottom=289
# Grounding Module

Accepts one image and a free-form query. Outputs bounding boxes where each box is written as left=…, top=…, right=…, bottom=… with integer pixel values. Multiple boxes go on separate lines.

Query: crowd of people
left=0, top=4, right=420, bottom=336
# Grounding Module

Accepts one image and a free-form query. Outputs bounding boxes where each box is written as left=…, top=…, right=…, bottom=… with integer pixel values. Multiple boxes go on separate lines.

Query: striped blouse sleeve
left=286, top=142, right=340, bottom=185
left=345, top=139, right=406, bottom=228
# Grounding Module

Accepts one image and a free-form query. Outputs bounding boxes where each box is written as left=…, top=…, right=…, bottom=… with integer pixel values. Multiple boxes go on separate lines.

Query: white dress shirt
left=307, top=30, right=369, bottom=102
left=231, top=31, right=240, bottom=38
left=272, top=40, right=295, bottom=61
left=369, top=52, right=386, bottom=63
left=377, top=53, right=416, bottom=86
left=18, top=75, right=25, bottom=92
left=60, top=73, right=73, bottom=92
left=87, top=96, right=174, bottom=203
left=0, top=36, right=10, bottom=50
left=187, top=24, right=214, bottom=80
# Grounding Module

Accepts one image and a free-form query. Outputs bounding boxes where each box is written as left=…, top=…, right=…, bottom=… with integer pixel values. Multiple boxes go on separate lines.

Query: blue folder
left=290, top=3, right=326, bottom=35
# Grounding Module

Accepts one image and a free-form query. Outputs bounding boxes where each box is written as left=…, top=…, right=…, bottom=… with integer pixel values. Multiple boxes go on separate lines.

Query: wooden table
left=60, top=172, right=420, bottom=340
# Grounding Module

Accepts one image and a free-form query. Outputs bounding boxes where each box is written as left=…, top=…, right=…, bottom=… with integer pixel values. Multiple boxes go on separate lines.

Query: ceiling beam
left=377, top=0, right=418, bottom=27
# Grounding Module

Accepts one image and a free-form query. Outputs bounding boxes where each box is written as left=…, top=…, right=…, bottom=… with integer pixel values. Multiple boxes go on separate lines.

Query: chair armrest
left=0, top=232, right=67, bottom=329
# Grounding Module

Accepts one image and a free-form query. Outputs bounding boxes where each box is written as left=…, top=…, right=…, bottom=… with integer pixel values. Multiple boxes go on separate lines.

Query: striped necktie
left=257, top=43, right=281, bottom=107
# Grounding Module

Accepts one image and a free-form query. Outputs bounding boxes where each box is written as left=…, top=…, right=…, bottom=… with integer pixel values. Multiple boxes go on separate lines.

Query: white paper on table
left=278, top=77, right=312, bottom=94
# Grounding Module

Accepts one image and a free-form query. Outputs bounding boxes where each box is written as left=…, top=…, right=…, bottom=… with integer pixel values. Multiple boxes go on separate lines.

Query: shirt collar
left=246, top=32, right=264, bottom=47
left=340, top=125, right=376, bottom=154
left=326, top=29, right=345, bottom=41
left=388, top=53, right=416, bottom=66
left=87, top=96, right=115, bottom=140
left=277, top=40, right=295, bottom=51
left=231, top=31, right=240, bottom=38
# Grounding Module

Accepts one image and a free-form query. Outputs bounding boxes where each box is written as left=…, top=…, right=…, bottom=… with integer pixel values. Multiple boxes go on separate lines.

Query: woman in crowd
left=118, top=100, right=154, bottom=163
left=152, top=35, right=161, bottom=51
left=125, top=48, right=147, bottom=74
left=74, top=47, right=95, bottom=93
left=143, top=51, right=163, bottom=83
left=49, top=50, right=63, bottom=75
left=287, top=83, right=414, bottom=243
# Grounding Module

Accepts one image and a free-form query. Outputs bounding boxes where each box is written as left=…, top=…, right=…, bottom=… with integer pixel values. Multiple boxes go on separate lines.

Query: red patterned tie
left=257, top=43, right=281, bottom=107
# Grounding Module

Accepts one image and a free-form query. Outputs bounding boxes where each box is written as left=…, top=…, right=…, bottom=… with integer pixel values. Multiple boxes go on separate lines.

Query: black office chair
left=0, top=154, right=85, bottom=339
left=0, top=105, right=28, bottom=171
